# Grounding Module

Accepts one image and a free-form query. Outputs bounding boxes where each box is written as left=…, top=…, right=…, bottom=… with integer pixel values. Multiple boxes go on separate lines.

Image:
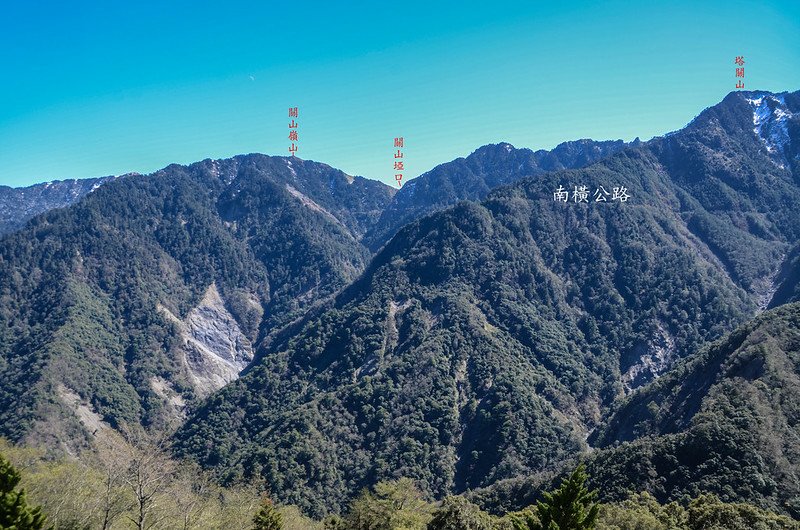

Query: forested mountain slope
left=584, top=301, right=800, bottom=518
left=175, top=90, right=800, bottom=517
left=0, top=131, right=669, bottom=454
left=468, top=299, right=800, bottom=520
left=0, top=154, right=394, bottom=451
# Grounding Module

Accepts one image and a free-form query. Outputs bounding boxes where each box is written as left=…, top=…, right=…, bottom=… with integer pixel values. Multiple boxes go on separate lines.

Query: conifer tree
left=252, top=497, right=283, bottom=530
left=0, top=452, right=47, bottom=530
left=532, top=464, right=599, bottom=530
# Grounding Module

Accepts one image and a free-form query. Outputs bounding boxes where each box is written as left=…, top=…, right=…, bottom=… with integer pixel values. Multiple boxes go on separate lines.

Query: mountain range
left=1, top=89, right=799, bottom=519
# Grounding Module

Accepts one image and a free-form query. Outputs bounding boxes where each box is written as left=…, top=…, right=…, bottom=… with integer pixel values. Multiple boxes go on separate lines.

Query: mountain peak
left=468, top=142, right=523, bottom=158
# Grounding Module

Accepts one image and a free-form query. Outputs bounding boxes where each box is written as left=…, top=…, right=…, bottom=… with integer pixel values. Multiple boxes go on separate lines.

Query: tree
left=169, top=463, right=217, bottom=530
left=0, top=452, right=47, bottom=530
left=94, top=436, right=134, bottom=530
left=685, top=494, right=798, bottom=530
left=322, top=514, right=346, bottom=529
left=122, top=431, right=176, bottom=530
left=531, top=464, right=599, bottom=530
left=345, top=478, right=433, bottom=530
left=253, top=497, right=283, bottom=530
left=427, top=496, right=493, bottom=530
left=21, top=458, right=103, bottom=529
left=215, top=483, right=263, bottom=530
left=500, top=509, right=540, bottom=530
left=596, top=492, right=686, bottom=530
left=278, top=505, right=323, bottom=530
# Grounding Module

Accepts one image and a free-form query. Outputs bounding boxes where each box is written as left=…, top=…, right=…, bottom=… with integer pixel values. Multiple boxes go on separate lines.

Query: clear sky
left=1, top=0, right=799, bottom=188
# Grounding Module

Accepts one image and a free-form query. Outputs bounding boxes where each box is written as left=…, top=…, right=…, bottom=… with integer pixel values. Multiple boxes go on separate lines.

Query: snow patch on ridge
left=745, top=93, right=796, bottom=166
left=285, top=158, right=297, bottom=178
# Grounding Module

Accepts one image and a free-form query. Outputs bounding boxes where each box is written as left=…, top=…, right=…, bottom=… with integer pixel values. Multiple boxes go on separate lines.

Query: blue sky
left=1, top=0, right=799, bottom=187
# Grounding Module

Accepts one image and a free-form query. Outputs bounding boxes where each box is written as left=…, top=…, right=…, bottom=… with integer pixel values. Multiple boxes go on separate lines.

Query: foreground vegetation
left=2, top=441, right=796, bottom=530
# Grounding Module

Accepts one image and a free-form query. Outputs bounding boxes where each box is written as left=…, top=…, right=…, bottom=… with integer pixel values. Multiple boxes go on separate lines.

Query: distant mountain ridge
left=0, top=176, right=118, bottom=235
left=0, top=137, right=631, bottom=243
left=363, top=138, right=635, bottom=250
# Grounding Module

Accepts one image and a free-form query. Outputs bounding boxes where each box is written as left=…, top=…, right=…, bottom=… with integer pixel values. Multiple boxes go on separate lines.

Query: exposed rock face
left=56, top=384, right=119, bottom=456
left=161, top=283, right=254, bottom=397
left=150, top=376, right=187, bottom=422
left=184, top=284, right=254, bottom=395
left=621, top=324, right=676, bottom=391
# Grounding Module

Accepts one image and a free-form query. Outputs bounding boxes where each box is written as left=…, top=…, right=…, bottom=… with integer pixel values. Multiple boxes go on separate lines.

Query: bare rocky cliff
left=160, top=283, right=254, bottom=397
